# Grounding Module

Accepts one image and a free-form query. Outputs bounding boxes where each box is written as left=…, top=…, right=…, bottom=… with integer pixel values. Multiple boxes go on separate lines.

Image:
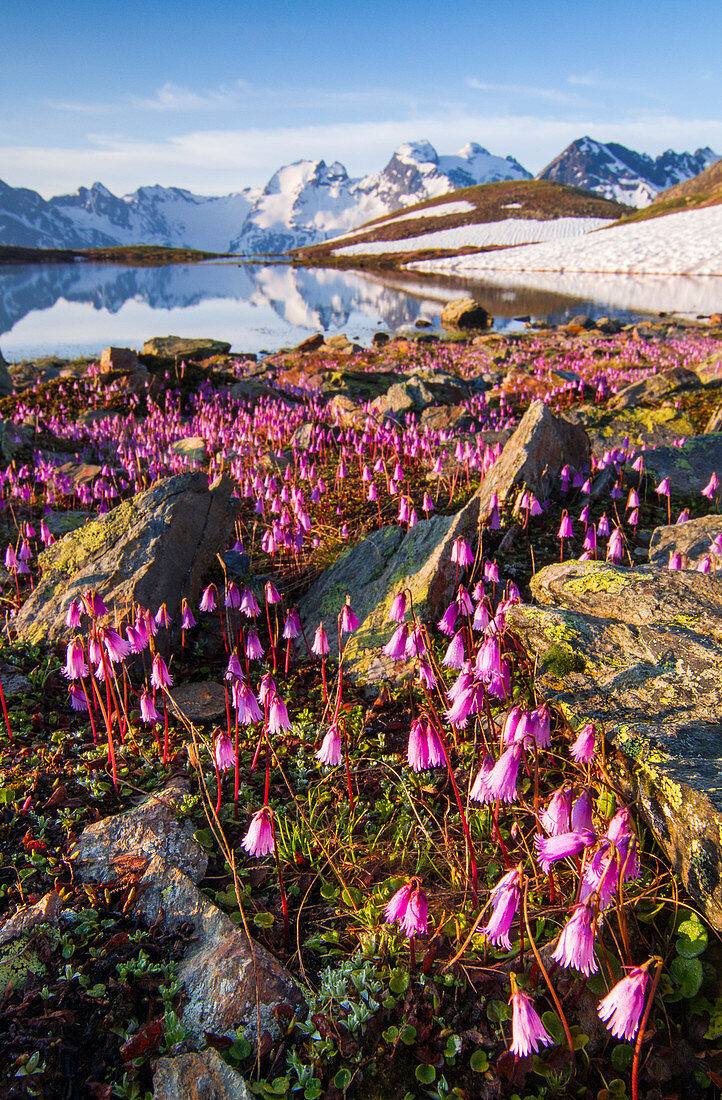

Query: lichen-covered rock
left=13, top=471, right=240, bottom=647
left=609, top=366, right=701, bottom=409
left=70, top=778, right=207, bottom=885
left=649, top=514, right=722, bottom=569
left=565, top=403, right=695, bottom=457
left=0, top=891, right=62, bottom=992
left=153, top=1049, right=252, bottom=1100
left=507, top=558, right=722, bottom=930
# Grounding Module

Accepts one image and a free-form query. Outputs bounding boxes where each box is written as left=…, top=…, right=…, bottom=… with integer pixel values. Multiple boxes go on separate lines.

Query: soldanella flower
left=540, top=787, right=572, bottom=836
left=339, top=597, right=359, bottom=633
left=552, top=898, right=598, bottom=975
left=63, top=638, right=88, bottom=680
left=389, top=590, right=407, bottom=622
left=242, top=807, right=275, bottom=857
left=480, top=868, right=521, bottom=950
left=382, top=622, right=409, bottom=661
left=312, top=622, right=329, bottom=655
left=535, top=829, right=596, bottom=874
left=469, top=754, right=494, bottom=802
left=214, top=731, right=236, bottom=772
left=509, top=984, right=553, bottom=1058
left=479, top=742, right=524, bottom=804
left=268, top=691, right=292, bottom=734
left=598, top=966, right=650, bottom=1041
left=150, top=654, right=173, bottom=689
left=233, top=681, right=262, bottom=725
left=384, top=878, right=428, bottom=938
left=570, top=722, right=596, bottom=764
left=139, top=690, right=160, bottom=724
left=316, top=724, right=342, bottom=766
left=407, top=716, right=446, bottom=771
left=451, top=537, right=474, bottom=567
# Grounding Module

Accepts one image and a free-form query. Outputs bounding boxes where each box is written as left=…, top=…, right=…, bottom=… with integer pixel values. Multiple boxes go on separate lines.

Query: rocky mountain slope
left=0, top=137, right=717, bottom=254
left=538, top=136, right=719, bottom=207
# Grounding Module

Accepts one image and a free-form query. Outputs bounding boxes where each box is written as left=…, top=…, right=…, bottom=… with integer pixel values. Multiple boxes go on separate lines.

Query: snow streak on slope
left=332, top=217, right=614, bottom=256
left=411, top=206, right=722, bottom=276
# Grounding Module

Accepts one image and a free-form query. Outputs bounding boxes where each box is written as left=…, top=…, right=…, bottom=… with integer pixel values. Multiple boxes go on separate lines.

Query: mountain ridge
left=0, top=137, right=717, bottom=255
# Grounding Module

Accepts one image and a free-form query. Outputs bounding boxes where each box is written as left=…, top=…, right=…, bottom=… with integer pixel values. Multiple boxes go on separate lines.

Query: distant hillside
left=293, top=180, right=629, bottom=268
left=613, top=158, right=722, bottom=226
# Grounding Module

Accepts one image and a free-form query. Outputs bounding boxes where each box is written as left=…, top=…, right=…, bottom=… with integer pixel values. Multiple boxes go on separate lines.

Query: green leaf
left=320, top=880, right=339, bottom=900
left=486, top=998, right=511, bottom=1023
left=540, top=1011, right=563, bottom=1044
left=382, top=1026, right=399, bottom=1042
left=399, top=1024, right=417, bottom=1045
left=334, top=1068, right=352, bottom=1090
left=611, top=1043, right=634, bottom=1072
left=415, top=1064, right=436, bottom=1084
left=676, top=918, right=708, bottom=958
left=470, top=1050, right=489, bottom=1072
left=304, top=1082, right=322, bottom=1100
left=253, top=912, right=275, bottom=928
left=670, top=955, right=704, bottom=998
left=389, top=970, right=409, bottom=995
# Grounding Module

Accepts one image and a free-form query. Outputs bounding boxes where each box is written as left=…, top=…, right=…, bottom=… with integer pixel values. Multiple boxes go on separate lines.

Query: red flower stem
left=265, top=603, right=277, bottom=671
left=631, top=959, right=663, bottom=1100
left=80, top=678, right=98, bottom=743
left=162, top=693, right=170, bottom=764
left=0, top=675, right=14, bottom=741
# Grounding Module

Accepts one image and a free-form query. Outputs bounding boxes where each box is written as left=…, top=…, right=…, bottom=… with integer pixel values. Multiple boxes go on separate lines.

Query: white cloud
left=466, top=79, right=581, bottom=105
left=2, top=112, right=721, bottom=197
left=128, top=80, right=249, bottom=111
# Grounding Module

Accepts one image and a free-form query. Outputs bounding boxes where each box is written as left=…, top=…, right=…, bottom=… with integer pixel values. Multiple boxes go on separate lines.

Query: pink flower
left=407, top=716, right=446, bottom=771
left=214, top=731, right=236, bottom=771
left=552, top=898, right=598, bottom=975
left=339, top=598, right=359, bottom=633
left=540, top=787, right=572, bottom=836
left=155, top=603, right=171, bottom=628
left=606, top=528, right=624, bottom=563
left=442, top=630, right=466, bottom=669
left=598, top=967, right=650, bottom=1041
left=233, top=681, right=262, bottom=725
left=82, top=590, right=108, bottom=617
left=480, top=868, right=521, bottom=950
left=388, top=591, right=407, bottom=622
left=150, top=654, right=173, bottom=689
left=655, top=477, right=671, bottom=498
left=451, top=537, right=474, bottom=567
left=140, top=690, right=160, bottom=723
left=268, top=691, right=291, bottom=734
left=69, top=682, right=88, bottom=711
left=181, top=599, right=196, bottom=630
left=558, top=513, right=573, bottom=539
left=312, top=622, right=329, bottom=655
left=479, top=742, right=524, bottom=804
left=245, top=628, right=264, bottom=660
left=240, top=586, right=261, bottom=618
left=316, top=724, right=342, bottom=765
left=225, top=652, right=244, bottom=681
left=265, top=580, right=281, bottom=604
left=63, top=638, right=88, bottom=680
left=571, top=789, right=594, bottom=832
left=469, top=755, right=495, bottom=802
left=570, top=722, right=596, bottom=764
left=242, top=807, right=275, bottom=857
left=509, top=989, right=553, bottom=1058
left=385, top=879, right=428, bottom=938
left=65, top=599, right=82, bottom=629
left=535, top=829, right=596, bottom=874
left=102, top=627, right=131, bottom=663
left=199, top=585, right=217, bottom=612
left=382, top=623, right=409, bottom=660
left=702, top=472, right=719, bottom=499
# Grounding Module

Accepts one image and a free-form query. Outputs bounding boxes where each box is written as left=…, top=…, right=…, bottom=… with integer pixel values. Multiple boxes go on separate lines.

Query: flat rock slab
left=507, top=558, right=722, bottom=929
left=13, top=471, right=240, bottom=647
left=649, top=514, right=722, bottom=569
left=70, top=777, right=208, bottom=885
left=143, top=336, right=231, bottom=359
left=153, top=1049, right=251, bottom=1100
left=566, top=404, right=695, bottom=457
left=631, top=434, right=722, bottom=498
left=168, top=681, right=228, bottom=722
left=609, top=366, right=701, bottom=409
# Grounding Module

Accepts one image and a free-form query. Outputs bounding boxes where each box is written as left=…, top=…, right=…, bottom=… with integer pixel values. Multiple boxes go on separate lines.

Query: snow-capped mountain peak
left=538, top=137, right=719, bottom=207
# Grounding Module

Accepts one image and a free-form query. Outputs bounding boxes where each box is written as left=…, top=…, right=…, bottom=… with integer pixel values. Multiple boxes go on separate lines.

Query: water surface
left=0, top=260, right=717, bottom=361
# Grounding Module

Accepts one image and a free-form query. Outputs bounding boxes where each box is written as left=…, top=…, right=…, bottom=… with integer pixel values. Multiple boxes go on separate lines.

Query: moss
left=541, top=642, right=586, bottom=677
left=563, top=566, right=642, bottom=597
left=0, top=933, right=48, bottom=990
left=41, top=498, right=138, bottom=580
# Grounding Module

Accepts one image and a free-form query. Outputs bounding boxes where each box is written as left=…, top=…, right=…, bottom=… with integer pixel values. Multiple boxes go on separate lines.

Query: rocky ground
left=2, top=310, right=722, bottom=1099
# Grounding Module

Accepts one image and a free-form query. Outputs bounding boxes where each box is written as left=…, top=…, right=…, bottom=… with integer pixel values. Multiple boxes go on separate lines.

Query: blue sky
left=1, top=0, right=720, bottom=196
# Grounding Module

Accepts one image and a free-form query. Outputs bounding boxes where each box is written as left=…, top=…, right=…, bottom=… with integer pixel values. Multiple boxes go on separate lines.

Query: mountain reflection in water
left=0, top=259, right=715, bottom=361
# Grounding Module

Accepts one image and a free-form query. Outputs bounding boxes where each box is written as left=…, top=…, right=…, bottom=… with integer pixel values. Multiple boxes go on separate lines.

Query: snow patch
left=332, top=217, right=613, bottom=256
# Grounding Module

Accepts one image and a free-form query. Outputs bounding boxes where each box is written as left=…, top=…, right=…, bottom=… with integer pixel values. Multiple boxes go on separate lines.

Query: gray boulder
left=153, top=1050, right=251, bottom=1100
left=440, top=297, right=491, bottom=330
left=13, top=471, right=240, bottom=647
left=508, top=558, right=722, bottom=930
left=649, top=514, right=722, bottom=569
left=0, top=348, right=13, bottom=396
left=633, top=434, right=722, bottom=497
left=143, top=335, right=231, bottom=360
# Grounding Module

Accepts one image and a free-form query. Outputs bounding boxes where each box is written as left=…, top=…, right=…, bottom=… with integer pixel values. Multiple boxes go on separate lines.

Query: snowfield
left=410, top=205, right=722, bottom=276
left=332, top=217, right=614, bottom=256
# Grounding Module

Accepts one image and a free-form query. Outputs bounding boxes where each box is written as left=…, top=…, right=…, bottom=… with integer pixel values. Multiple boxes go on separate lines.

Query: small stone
left=153, top=1050, right=252, bottom=1100
left=440, top=297, right=491, bottom=330
left=171, top=436, right=207, bottom=462
left=99, top=346, right=139, bottom=373
left=168, top=681, right=227, bottom=722
left=295, top=333, right=325, bottom=352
